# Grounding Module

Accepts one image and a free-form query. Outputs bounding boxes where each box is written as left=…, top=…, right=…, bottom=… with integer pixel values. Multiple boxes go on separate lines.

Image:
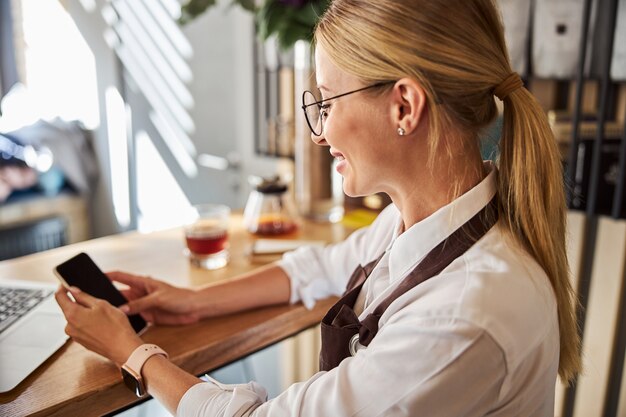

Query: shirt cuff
left=278, top=247, right=326, bottom=310
left=176, top=377, right=267, bottom=417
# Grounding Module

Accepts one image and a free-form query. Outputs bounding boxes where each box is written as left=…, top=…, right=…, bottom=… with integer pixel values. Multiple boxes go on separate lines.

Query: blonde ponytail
left=499, top=87, right=581, bottom=382
left=316, top=0, right=581, bottom=382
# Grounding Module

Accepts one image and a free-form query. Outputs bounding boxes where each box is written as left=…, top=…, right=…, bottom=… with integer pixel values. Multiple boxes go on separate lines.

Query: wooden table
left=0, top=214, right=352, bottom=416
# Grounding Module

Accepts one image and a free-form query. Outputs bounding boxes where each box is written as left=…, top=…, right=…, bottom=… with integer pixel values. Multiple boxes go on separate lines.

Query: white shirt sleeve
left=277, top=205, right=398, bottom=309
left=176, top=318, right=506, bottom=417
left=176, top=377, right=267, bottom=417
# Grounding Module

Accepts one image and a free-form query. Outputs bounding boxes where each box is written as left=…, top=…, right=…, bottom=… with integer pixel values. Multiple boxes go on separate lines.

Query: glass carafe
left=243, top=176, right=299, bottom=235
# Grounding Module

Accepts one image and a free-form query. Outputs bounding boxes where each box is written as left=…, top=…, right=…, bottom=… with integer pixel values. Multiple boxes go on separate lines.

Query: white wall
left=65, top=0, right=278, bottom=236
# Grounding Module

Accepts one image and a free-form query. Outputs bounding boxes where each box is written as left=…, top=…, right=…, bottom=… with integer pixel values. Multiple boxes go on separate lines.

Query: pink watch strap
left=124, top=344, right=168, bottom=375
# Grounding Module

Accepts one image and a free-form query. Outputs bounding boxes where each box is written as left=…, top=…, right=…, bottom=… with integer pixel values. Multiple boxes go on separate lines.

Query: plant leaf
left=258, top=1, right=288, bottom=40
left=179, top=0, right=218, bottom=24
left=292, top=0, right=328, bottom=26
left=235, top=0, right=257, bottom=12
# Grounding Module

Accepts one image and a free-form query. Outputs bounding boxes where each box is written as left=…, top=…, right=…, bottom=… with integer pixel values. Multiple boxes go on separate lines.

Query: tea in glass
left=184, top=204, right=230, bottom=270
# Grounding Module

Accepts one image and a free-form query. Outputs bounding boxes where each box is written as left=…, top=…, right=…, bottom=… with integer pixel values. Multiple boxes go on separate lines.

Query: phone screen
left=55, top=252, right=147, bottom=333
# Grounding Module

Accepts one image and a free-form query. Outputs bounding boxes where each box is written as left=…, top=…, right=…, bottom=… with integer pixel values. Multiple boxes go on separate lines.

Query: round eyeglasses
left=301, top=82, right=395, bottom=136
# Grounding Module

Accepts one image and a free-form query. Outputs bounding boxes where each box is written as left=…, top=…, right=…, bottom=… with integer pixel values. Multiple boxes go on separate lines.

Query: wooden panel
left=555, top=211, right=588, bottom=417
left=573, top=218, right=626, bottom=417
left=568, top=81, right=599, bottom=115
left=617, top=84, right=626, bottom=125
left=529, top=79, right=558, bottom=112
left=617, top=251, right=626, bottom=417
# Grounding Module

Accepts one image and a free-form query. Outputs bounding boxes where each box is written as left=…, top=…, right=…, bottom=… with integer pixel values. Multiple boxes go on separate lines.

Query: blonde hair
left=315, top=0, right=581, bottom=383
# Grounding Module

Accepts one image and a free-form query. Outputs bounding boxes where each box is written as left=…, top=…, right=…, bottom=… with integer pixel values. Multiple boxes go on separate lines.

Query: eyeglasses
left=301, top=82, right=394, bottom=136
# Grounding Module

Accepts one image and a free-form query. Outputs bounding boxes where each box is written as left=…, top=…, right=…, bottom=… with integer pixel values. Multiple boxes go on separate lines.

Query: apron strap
left=344, top=252, right=386, bottom=294
left=358, top=196, right=498, bottom=346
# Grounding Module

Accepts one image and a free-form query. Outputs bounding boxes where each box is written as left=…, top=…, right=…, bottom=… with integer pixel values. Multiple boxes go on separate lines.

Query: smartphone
left=54, top=252, right=148, bottom=334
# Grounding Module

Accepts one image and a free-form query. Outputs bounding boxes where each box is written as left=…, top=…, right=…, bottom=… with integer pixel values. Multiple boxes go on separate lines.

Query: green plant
left=180, top=0, right=330, bottom=50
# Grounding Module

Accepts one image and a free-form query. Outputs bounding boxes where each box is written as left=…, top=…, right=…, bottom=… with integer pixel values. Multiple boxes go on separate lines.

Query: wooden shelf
left=0, top=192, right=89, bottom=244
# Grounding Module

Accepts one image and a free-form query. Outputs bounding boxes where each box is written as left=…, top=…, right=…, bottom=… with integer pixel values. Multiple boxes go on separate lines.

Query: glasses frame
left=301, top=81, right=395, bottom=136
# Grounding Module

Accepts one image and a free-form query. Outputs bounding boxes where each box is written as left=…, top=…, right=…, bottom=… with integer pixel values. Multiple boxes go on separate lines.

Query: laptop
left=0, top=279, right=68, bottom=392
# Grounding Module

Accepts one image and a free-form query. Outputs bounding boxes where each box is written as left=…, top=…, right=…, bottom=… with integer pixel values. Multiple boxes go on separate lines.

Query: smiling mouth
left=330, top=150, right=345, bottom=161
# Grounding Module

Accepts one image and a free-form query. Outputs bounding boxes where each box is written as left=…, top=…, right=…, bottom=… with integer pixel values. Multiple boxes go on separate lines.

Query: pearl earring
left=397, top=127, right=406, bottom=136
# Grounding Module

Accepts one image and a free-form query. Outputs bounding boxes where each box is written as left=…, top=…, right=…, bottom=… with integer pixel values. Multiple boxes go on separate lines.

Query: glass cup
left=184, top=204, right=230, bottom=270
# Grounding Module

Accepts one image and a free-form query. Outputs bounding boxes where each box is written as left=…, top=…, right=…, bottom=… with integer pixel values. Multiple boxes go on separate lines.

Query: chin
left=342, top=182, right=357, bottom=198
left=343, top=189, right=363, bottom=198
left=342, top=179, right=371, bottom=198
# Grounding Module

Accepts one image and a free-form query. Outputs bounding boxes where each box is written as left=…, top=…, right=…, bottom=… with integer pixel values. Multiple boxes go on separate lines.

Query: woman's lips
left=335, top=159, right=347, bottom=173
left=330, top=149, right=345, bottom=160
left=330, top=150, right=347, bottom=173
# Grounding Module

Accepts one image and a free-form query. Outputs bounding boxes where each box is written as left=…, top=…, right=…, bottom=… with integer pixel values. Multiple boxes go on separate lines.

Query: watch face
left=122, top=366, right=146, bottom=397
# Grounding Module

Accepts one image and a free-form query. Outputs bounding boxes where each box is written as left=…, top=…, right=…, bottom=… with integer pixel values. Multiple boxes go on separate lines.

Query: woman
left=56, top=0, right=581, bottom=415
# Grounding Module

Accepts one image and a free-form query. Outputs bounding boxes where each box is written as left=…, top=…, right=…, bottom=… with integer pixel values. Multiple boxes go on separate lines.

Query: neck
left=389, top=151, right=485, bottom=232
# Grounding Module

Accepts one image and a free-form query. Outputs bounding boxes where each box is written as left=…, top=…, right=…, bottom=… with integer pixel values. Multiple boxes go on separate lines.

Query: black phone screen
left=55, top=252, right=147, bottom=333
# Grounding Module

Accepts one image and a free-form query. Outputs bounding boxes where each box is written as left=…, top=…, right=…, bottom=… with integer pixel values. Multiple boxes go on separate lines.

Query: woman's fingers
left=56, top=286, right=115, bottom=318
left=55, top=286, right=97, bottom=310
left=54, top=286, right=145, bottom=366
left=92, top=275, right=196, bottom=325
left=106, top=271, right=150, bottom=287
left=120, top=292, right=161, bottom=315
left=67, top=286, right=100, bottom=308
left=55, top=286, right=78, bottom=314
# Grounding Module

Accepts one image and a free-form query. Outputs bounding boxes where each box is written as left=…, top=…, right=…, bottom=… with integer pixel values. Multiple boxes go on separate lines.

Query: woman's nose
left=311, top=131, right=328, bottom=146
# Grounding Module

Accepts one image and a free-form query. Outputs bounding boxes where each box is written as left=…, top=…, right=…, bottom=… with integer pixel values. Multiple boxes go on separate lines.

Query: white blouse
left=177, top=165, right=560, bottom=417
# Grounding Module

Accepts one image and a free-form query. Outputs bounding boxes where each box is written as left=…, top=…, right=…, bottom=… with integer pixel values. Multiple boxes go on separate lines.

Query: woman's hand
left=55, top=286, right=143, bottom=367
left=107, top=271, right=201, bottom=325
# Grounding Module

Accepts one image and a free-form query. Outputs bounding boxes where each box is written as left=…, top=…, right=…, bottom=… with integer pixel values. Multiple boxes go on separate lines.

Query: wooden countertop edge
left=2, top=298, right=337, bottom=417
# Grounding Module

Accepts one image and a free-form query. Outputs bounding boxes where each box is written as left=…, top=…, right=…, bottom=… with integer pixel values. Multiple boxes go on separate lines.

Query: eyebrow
left=317, top=85, right=331, bottom=92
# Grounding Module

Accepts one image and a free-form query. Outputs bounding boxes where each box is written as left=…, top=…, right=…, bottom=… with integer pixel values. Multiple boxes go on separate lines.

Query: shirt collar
left=387, top=162, right=497, bottom=283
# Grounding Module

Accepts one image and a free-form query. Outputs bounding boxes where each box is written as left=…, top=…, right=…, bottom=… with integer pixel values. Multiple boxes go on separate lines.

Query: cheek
left=329, top=103, right=385, bottom=143
left=346, top=111, right=389, bottom=157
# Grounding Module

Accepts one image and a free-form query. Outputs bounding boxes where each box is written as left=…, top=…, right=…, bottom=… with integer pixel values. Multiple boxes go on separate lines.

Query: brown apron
left=319, top=198, right=498, bottom=371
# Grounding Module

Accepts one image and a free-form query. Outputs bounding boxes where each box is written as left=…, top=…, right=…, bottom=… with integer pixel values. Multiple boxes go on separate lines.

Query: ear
left=390, top=78, right=427, bottom=135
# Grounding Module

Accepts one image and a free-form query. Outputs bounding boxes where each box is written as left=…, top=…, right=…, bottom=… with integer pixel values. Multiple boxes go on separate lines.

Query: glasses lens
left=303, top=91, right=322, bottom=136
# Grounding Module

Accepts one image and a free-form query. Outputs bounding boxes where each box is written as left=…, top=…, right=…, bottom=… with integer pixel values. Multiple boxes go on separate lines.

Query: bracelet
left=121, top=344, right=168, bottom=397
left=124, top=344, right=168, bottom=372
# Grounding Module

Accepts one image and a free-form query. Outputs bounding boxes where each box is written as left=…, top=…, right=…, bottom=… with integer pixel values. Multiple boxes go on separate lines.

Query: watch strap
left=124, top=344, right=168, bottom=375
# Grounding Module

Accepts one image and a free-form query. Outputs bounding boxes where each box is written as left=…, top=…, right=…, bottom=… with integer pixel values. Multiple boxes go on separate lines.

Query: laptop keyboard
left=0, top=287, right=54, bottom=334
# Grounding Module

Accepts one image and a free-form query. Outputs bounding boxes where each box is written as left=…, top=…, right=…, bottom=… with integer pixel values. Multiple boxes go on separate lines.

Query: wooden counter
left=0, top=214, right=353, bottom=416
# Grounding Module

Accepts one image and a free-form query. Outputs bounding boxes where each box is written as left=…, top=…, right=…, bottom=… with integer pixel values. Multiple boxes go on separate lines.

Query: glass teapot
left=243, top=176, right=299, bottom=235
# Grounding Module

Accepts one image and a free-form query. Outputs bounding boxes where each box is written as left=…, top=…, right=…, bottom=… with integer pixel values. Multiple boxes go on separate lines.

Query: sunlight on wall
left=105, top=86, right=131, bottom=228
left=149, top=110, right=198, bottom=178
left=135, top=130, right=191, bottom=232
left=102, top=0, right=198, bottom=180
left=20, top=0, right=99, bottom=129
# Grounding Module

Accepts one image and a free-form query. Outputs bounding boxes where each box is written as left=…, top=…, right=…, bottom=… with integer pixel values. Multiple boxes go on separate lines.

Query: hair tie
left=493, top=72, right=523, bottom=100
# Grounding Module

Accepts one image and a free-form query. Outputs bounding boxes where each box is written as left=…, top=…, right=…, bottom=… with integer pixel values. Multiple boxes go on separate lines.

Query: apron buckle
left=349, top=333, right=365, bottom=356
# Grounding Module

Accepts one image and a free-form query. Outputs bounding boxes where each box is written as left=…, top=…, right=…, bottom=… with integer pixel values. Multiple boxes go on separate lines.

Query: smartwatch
left=121, top=344, right=168, bottom=397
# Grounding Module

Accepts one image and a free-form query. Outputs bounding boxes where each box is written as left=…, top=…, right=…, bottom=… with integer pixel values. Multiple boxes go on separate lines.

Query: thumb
left=120, top=292, right=160, bottom=315
left=68, top=286, right=99, bottom=308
